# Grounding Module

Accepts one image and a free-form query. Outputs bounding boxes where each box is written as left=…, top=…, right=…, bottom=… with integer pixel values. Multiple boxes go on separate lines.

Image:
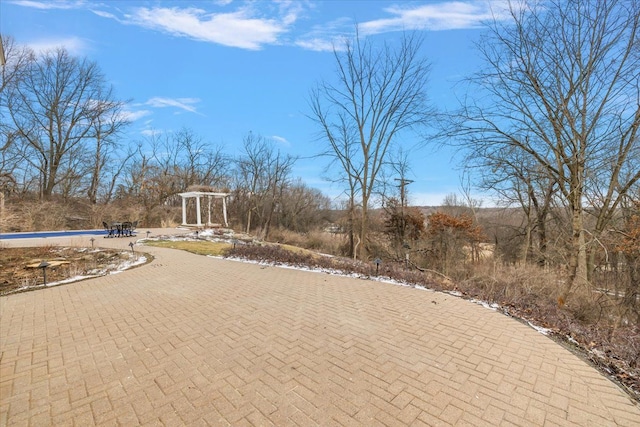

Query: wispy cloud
left=27, top=36, right=88, bottom=55
left=295, top=17, right=352, bottom=52
left=140, top=128, right=162, bottom=137
left=18, top=0, right=305, bottom=50
left=296, top=1, right=510, bottom=51
left=361, top=1, right=505, bottom=35
left=271, top=135, right=290, bottom=147
left=121, top=109, right=152, bottom=122
left=91, top=9, right=117, bottom=19
left=9, top=0, right=84, bottom=10
left=121, top=4, right=300, bottom=50
left=295, top=38, right=337, bottom=52
left=146, top=97, right=201, bottom=114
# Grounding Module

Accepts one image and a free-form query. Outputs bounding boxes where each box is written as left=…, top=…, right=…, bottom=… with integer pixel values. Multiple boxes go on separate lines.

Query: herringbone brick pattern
left=1, top=231, right=639, bottom=426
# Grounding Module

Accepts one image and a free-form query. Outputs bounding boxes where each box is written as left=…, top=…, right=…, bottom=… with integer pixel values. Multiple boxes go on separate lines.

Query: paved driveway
left=1, top=230, right=640, bottom=426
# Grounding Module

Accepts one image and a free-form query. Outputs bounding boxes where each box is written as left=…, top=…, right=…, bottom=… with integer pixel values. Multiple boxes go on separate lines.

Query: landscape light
left=374, top=258, right=382, bottom=276
left=38, top=261, right=51, bottom=285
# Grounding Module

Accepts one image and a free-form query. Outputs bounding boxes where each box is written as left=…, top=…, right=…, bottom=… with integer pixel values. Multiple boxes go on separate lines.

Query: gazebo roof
left=178, top=191, right=229, bottom=198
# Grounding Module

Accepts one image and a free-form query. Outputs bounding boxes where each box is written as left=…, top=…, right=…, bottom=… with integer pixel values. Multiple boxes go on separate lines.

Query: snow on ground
left=37, top=254, right=147, bottom=290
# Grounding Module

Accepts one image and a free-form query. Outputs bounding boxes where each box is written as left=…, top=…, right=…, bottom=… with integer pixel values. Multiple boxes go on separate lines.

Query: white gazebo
left=178, top=191, right=230, bottom=227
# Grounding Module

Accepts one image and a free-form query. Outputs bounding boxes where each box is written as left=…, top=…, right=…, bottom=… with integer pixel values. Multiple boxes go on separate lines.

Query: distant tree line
left=0, top=35, right=331, bottom=236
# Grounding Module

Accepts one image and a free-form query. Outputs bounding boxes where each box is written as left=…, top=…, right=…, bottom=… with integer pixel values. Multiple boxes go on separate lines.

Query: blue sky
left=1, top=0, right=504, bottom=206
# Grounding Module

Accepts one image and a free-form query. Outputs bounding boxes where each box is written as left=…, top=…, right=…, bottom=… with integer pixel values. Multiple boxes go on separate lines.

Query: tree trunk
left=246, top=209, right=252, bottom=234
left=358, top=203, right=368, bottom=260
left=347, top=195, right=356, bottom=258
left=523, top=216, right=531, bottom=265
left=88, top=135, right=102, bottom=204
left=536, top=212, right=548, bottom=267
left=562, top=203, right=588, bottom=303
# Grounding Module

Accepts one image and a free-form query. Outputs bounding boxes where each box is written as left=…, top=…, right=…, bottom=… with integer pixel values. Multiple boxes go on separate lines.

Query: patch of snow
left=118, top=255, right=147, bottom=270
left=43, top=255, right=147, bottom=288
left=219, top=255, right=404, bottom=285
left=527, top=321, right=551, bottom=335
left=470, top=299, right=497, bottom=310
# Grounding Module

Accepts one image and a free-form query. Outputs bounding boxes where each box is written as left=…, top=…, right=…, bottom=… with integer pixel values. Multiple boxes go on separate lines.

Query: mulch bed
left=0, top=246, right=137, bottom=295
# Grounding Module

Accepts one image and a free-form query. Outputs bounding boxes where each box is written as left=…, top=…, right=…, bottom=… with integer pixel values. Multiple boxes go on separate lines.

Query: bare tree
left=0, top=35, right=33, bottom=97
left=1, top=35, right=34, bottom=201
left=6, top=47, right=129, bottom=198
left=100, top=143, right=136, bottom=204
left=173, top=127, right=229, bottom=190
left=233, top=132, right=295, bottom=239
left=467, top=145, right=558, bottom=265
left=381, top=147, right=416, bottom=250
left=118, top=128, right=231, bottom=225
left=319, top=121, right=362, bottom=258
left=86, top=94, right=130, bottom=204
left=309, top=29, right=431, bottom=259
left=117, top=139, right=168, bottom=225
left=278, top=179, right=332, bottom=232
left=452, top=0, right=640, bottom=301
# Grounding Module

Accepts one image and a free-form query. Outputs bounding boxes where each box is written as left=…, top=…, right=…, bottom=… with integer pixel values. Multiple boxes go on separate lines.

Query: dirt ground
left=0, top=246, right=141, bottom=296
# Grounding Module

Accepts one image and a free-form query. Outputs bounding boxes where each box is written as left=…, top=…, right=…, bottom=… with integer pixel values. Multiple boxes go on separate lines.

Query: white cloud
left=295, top=17, right=351, bottom=52
left=296, top=1, right=512, bottom=51
left=295, top=37, right=339, bottom=52
left=123, top=5, right=297, bottom=50
left=271, top=135, right=290, bottom=147
left=275, top=0, right=305, bottom=26
left=145, top=97, right=201, bottom=114
left=361, top=1, right=506, bottom=35
left=27, top=36, right=88, bottom=55
left=91, top=9, right=117, bottom=19
left=140, top=128, right=161, bottom=137
left=9, top=0, right=83, bottom=10
left=121, top=109, right=152, bottom=122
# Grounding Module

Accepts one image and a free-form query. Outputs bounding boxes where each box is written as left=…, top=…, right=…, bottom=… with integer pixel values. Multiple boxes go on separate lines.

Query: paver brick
left=1, top=230, right=640, bottom=426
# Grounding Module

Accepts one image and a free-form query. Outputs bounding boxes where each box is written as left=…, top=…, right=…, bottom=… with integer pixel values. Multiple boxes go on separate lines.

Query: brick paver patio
left=1, top=230, right=639, bottom=426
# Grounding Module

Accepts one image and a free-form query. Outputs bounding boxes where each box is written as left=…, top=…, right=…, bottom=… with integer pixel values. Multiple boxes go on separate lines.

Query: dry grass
left=145, top=240, right=231, bottom=256
left=0, top=196, right=182, bottom=232
left=268, top=228, right=344, bottom=255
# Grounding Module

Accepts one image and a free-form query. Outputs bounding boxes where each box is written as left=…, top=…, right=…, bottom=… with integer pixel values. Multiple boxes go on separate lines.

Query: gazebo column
left=207, top=196, right=212, bottom=225
left=222, top=196, right=228, bottom=227
left=178, top=191, right=230, bottom=227
left=196, top=196, right=202, bottom=226
left=181, top=196, right=187, bottom=225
